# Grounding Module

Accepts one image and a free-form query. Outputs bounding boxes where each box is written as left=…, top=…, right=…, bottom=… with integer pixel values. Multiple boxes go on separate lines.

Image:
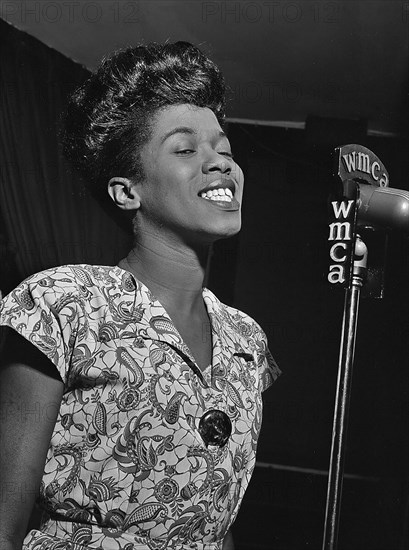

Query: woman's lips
left=199, top=195, right=240, bottom=211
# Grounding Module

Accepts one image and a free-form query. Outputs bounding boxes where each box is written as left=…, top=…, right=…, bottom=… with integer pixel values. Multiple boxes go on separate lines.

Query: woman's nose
left=202, top=151, right=232, bottom=175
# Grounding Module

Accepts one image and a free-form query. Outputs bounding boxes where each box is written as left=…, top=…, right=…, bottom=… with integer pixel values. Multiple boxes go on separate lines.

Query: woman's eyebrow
left=160, top=128, right=227, bottom=144
left=161, top=127, right=196, bottom=143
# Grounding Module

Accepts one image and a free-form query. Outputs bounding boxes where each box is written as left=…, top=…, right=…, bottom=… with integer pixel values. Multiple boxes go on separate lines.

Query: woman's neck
left=120, top=232, right=209, bottom=314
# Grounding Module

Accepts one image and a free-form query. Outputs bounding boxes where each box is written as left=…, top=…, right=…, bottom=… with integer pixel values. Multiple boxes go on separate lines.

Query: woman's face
left=135, top=104, right=244, bottom=246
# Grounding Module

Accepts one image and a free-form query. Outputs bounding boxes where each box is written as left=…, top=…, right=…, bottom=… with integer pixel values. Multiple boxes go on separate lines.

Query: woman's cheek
left=234, top=162, right=245, bottom=195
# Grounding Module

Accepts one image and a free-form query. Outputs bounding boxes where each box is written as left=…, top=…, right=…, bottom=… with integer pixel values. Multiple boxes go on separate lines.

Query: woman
left=0, top=42, right=280, bottom=550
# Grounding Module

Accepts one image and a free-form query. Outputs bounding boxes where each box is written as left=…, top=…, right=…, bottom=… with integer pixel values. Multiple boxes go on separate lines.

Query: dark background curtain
left=1, top=19, right=408, bottom=550
left=0, top=19, right=132, bottom=294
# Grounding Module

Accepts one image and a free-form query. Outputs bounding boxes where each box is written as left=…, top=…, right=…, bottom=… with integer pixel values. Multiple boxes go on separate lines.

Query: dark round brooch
left=198, top=409, right=232, bottom=448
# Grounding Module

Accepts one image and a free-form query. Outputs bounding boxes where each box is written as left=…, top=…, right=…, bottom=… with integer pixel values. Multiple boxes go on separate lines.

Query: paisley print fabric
left=0, top=265, right=281, bottom=550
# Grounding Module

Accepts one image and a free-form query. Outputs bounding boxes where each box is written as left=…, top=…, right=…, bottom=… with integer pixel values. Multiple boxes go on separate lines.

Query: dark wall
left=208, top=124, right=409, bottom=549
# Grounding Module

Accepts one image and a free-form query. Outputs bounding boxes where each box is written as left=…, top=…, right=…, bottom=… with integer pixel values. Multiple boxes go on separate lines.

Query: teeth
left=200, top=187, right=233, bottom=202
left=210, top=195, right=231, bottom=202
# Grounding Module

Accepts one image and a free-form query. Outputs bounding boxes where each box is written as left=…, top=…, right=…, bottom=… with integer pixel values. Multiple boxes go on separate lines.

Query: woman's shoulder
left=12, top=264, right=126, bottom=292
left=0, top=265, right=131, bottom=313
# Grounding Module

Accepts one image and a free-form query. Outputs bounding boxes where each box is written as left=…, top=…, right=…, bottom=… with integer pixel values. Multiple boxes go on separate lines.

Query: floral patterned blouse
left=0, top=264, right=280, bottom=550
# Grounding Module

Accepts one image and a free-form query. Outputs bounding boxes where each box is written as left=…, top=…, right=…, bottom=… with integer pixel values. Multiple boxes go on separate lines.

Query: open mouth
left=198, top=180, right=236, bottom=204
left=200, top=187, right=234, bottom=203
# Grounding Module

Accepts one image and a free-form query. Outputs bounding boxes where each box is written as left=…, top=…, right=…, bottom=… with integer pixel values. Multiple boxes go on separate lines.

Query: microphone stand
left=322, top=235, right=368, bottom=550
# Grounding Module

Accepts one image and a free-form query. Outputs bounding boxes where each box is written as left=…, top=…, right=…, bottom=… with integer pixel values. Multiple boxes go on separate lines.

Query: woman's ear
left=107, top=177, right=141, bottom=211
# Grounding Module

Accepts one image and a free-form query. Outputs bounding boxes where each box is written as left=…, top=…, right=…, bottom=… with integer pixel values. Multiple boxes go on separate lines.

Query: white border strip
left=255, top=461, right=379, bottom=482
left=226, top=117, right=305, bottom=130
left=226, top=117, right=399, bottom=138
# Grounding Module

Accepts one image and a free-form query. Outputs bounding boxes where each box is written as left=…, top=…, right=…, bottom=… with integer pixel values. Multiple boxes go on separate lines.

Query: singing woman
left=0, top=41, right=280, bottom=550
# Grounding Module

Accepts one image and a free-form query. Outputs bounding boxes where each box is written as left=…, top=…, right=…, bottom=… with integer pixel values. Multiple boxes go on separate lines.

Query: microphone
left=329, top=144, right=407, bottom=294
left=335, top=144, right=409, bottom=234
left=357, top=184, right=409, bottom=234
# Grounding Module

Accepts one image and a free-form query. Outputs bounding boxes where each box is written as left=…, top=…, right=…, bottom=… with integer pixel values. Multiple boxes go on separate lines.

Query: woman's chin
left=195, top=222, right=242, bottom=245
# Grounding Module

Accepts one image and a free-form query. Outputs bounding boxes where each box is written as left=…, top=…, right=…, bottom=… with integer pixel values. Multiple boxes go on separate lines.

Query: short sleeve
left=253, top=324, right=281, bottom=392
left=0, top=266, right=82, bottom=384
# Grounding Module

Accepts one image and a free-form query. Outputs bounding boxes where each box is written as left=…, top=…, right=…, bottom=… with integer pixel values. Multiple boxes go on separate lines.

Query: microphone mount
left=323, top=144, right=407, bottom=550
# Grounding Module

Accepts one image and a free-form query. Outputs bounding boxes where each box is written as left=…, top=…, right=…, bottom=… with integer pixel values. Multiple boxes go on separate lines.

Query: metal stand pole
left=322, top=237, right=368, bottom=550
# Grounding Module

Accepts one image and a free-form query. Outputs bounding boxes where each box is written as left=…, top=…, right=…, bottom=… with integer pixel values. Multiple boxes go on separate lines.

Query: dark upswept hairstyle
left=62, top=41, right=226, bottom=197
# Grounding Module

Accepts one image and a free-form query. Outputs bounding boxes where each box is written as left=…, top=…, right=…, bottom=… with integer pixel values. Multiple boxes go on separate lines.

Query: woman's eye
left=219, top=151, right=234, bottom=159
left=176, top=149, right=195, bottom=155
